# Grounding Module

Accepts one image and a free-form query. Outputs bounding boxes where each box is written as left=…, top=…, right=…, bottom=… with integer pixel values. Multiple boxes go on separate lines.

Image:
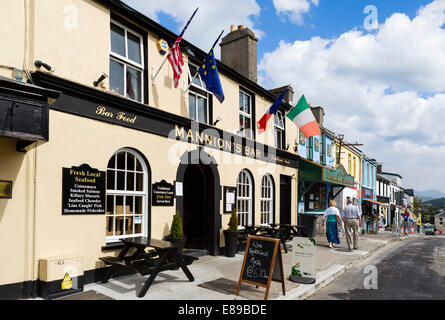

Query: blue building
left=361, top=156, right=378, bottom=233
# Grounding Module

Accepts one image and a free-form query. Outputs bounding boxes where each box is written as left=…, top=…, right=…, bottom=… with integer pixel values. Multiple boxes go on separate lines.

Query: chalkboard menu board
left=152, top=180, right=175, bottom=206
left=62, top=164, right=106, bottom=215
left=237, top=236, right=285, bottom=300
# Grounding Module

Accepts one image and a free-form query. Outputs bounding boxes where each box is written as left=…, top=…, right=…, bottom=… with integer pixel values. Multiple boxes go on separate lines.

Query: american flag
left=167, top=36, right=184, bottom=88
left=166, top=8, right=198, bottom=88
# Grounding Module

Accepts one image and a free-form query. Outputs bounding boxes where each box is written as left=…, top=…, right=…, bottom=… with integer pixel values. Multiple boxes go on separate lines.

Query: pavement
left=66, top=231, right=421, bottom=300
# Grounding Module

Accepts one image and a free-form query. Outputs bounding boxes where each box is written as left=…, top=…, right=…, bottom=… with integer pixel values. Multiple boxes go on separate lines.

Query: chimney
left=310, top=106, right=325, bottom=127
left=220, top=25, right=258, bottom=82
left=269, top=85, right=294, bottom=105
left=377, top=164, right=383, bottom=174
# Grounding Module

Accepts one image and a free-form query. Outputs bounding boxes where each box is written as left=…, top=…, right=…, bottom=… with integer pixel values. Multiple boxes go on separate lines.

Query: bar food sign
left=62, top=164, right=106, bottom=215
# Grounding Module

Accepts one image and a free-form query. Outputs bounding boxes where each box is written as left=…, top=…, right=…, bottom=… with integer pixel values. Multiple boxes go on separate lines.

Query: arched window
left=106, top=148, right=148, bottom=242
left=237, top=170, right=253, bottom=226
left=260, top=175, right=274, bottom=224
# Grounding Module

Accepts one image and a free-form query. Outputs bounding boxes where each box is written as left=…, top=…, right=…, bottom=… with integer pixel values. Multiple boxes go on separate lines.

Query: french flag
left=258, top=86, right=289, bottom=134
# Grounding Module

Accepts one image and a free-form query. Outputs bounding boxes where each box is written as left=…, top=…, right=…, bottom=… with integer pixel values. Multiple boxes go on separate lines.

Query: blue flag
left=198, top=49, right=225, bottom=103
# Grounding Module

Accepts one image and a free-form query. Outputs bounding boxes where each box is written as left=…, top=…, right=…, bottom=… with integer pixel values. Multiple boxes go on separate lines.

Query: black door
left=183, top=165, right=210, bottom=250
left=280, top=175, right=292, bottom=224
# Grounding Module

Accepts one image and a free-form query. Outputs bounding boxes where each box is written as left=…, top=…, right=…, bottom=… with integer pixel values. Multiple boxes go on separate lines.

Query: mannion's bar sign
left=49, top=92, right=299, bottom=169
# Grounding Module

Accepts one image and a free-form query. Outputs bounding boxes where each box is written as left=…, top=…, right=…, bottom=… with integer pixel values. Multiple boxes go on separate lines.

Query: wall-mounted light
left=94, top=73, right=108, bottom=87
left=35, top=60, right=54, bottom=72
left=213, top=117, right=222, bottom=126
left=294, top=139, right=298, bottom=152
left=285, top=143, right=290, bottom=151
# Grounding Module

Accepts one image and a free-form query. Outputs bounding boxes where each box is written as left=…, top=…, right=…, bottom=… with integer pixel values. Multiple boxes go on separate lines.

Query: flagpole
left=152, top=7, right=199, bottom=83
left=184, top=29, right=224, bottom=95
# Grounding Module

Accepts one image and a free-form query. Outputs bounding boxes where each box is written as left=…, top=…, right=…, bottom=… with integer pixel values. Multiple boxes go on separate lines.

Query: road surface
left=309, top=236, right=445, bottom=300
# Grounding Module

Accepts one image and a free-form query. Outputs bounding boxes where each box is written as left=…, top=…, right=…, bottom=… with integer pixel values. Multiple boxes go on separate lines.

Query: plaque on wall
left=152, top=180, right=175, bottom=206
left=223, top=186, right=237, bottom=213
left=62, top=164, right=106, bottom=215
left=0, top=181, right=13, bottom=199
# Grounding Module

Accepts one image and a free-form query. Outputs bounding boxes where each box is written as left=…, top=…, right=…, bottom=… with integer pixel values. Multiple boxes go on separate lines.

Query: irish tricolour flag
left=286, top=95, right=321, bottom=138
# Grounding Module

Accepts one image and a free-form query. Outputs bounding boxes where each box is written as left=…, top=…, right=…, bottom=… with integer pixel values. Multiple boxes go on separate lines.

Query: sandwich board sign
left=236, top=236, right=285, bottom=300
left=290, top=237, right=316, bottom=284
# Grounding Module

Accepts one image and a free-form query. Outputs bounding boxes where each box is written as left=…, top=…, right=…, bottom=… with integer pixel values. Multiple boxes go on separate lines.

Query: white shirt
left=342, top=204, right=361, bottom=219
left=323, top=206, right=341, bottom=219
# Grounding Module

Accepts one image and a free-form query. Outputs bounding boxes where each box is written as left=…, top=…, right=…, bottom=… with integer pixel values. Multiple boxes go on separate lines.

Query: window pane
left=197, top=96, right=207, bottom=123
left=110, top=59, right=124, bottom=95
left=117, top=152, right=126, bottom=170
left=239, top=92, right=244, bottom=112
left=126, top=66, right=141, bottom=101
left=107, top=170, right=115, bottom=190
left=127, top=153, right=135, bottom=171
left=107, top=155, right=116, bottom=169
left=126, top=172, right=135, bottom=191
left=111, top=23, right=125, bottom=56
left=136, top=173, right=144, bottom=191
left=189, top=94, right=196, bottom=120
left=117, top=171, right=125, bottom=191
left=127, top=32, right=141, bottom=64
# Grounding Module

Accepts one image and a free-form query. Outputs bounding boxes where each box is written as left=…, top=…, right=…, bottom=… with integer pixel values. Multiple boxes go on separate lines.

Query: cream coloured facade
left=0, top=0, right=301, bottom=299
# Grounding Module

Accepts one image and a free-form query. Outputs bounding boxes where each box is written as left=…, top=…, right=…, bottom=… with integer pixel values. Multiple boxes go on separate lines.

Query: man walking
left=342, top=199, right=362, bottom=250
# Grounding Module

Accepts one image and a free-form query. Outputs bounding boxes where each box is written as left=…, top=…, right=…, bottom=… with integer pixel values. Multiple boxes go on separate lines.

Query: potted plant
left=165, top=211, right=185, bottom=248
left=223, top=209, right=239, bottom=257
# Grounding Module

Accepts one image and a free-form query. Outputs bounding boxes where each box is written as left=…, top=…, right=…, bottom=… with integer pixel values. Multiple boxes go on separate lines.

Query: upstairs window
left=109, top=21, right=144, bottom=102
left=274, top=111, right=285, bottom=150
left=188, top=63, right=210, bottom=124
left=239, top=90, right=252, bottom=139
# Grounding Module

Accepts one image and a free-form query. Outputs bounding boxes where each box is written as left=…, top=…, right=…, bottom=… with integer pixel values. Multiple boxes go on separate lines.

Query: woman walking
left=322, top=200, right=342, bottom=248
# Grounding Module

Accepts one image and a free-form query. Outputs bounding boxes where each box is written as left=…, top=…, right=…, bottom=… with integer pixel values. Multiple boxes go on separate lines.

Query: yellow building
left=0, top=0, right=301, bottom=299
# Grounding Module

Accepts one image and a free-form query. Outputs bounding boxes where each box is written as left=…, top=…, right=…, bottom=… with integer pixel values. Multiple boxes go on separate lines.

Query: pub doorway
left=176, top=148, right=222, bottom=256
left=183, top=165, right=214, bottom=250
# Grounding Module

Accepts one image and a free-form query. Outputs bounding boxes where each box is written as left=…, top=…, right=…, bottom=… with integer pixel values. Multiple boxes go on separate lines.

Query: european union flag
left=198, top=49, right=225, bottom=103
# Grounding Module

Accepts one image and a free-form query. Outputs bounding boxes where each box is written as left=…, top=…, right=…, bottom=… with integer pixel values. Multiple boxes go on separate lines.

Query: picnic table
left=99, top=237, right=198, bottom=298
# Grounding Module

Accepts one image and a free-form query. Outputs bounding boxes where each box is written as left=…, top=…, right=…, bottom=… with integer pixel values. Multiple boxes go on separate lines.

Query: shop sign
left=291, top=237, right=316, bottom=278
left=362, top=187, right=374, bottom=199
left=322, top=165, right=354, bottom=187
left=0, top=181, right=13, bottom=199
left=237, top=236, right=285, bottom=300
left=152, top=180, right=175, bottom=206
left=62, top=164, right=106, bottom=215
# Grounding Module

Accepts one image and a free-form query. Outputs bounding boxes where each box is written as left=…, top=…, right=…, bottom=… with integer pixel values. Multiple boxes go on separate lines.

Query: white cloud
left=272, top=0, right=319, bottom=25
left=259, top=0, right=445, bottom=191
left=122, top=0, right=262, bottom=55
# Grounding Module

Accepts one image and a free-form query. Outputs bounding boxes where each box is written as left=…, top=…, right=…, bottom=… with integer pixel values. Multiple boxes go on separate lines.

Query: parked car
left=424, top=225, right=435, bottom=235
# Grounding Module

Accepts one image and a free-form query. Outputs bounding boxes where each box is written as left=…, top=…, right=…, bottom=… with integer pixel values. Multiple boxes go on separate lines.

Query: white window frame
left=187, top=63, right=210, bottom=124
left=260, top=175, right=274, bottom=225
left=237, top=170, right=253, bottom=226
left=239, top=89, right=253, bottom=139
left=274, top=111, right=285, bottom=149
left=110, top=20, right=145, bottom=102
left=106, top=148, right=148, bottom=243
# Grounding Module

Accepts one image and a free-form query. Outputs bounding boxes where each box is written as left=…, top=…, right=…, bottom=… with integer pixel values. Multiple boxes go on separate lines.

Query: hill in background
left=424, top=198, right=445, bottom=208
left=415, top=189, right=445, bottom=202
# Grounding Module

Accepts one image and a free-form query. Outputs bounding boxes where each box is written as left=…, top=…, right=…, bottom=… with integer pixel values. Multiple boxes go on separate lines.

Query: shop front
left=298, top=159, right=354, bottom=221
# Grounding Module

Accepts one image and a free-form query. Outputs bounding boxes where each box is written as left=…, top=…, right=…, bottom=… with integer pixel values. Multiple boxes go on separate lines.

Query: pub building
left=0, top=0, right=302, bottom=299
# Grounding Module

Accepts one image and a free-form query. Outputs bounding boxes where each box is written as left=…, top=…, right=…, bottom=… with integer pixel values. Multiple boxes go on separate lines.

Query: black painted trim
left=31, top=71, right=300, bottom=169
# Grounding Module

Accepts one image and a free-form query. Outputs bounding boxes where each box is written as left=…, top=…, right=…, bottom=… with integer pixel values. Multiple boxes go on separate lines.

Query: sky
left=122, top=0, right=445, bottom=193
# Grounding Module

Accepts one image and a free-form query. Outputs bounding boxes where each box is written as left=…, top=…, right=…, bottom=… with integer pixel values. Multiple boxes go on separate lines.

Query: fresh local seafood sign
left=291, top=237, right=316, bottom=278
